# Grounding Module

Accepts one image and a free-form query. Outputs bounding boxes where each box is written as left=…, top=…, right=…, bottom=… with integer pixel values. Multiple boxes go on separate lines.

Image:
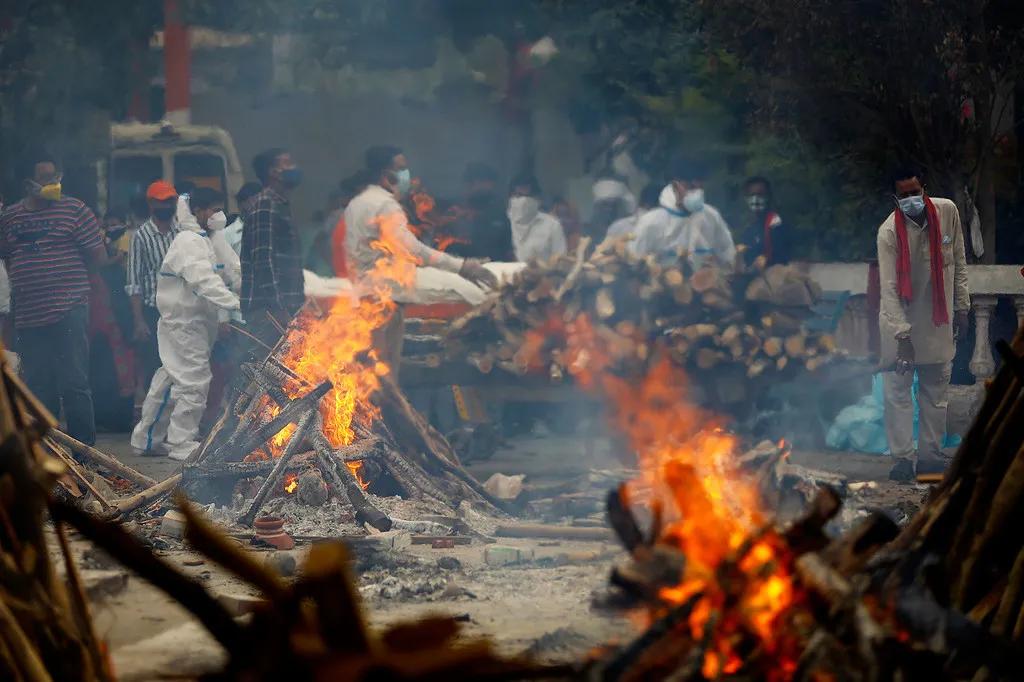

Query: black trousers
left=18, top=305, right=96, bottom=445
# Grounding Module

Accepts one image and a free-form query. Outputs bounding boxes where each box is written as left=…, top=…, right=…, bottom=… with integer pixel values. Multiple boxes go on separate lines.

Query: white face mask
left=508, top=196, right=540, bottom=224
left=206, top=210, right=227, bottom=231
left=898, top=195, right=926, bottom=218
left=682, top=188, right=705, bottom=213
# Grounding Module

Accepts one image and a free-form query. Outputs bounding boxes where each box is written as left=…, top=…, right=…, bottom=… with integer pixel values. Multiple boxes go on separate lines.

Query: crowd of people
left=0, top=141, right=800, bottom=461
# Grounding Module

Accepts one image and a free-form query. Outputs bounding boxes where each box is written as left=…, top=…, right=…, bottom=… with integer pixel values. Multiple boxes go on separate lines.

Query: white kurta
left=876, top=197, right=970, bottom=365
left=344, top=185, right=463, bottom=281
left=510, top=212, right=567, bottom=263
left=631, top=185, right=736, bottom=270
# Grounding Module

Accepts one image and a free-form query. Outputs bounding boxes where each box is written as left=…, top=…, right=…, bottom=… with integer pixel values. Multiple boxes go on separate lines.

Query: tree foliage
left=695, top=0, right=1024, bottom=261
left=0, top=1, right=163, bottom=200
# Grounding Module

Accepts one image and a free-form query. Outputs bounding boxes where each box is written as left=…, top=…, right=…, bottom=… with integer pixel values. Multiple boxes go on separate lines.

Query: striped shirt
left=240, top=187, right=304, bottom=316
left=125, top=218, right=178, bottom=308
left=0, top=197, right=103, bottom=328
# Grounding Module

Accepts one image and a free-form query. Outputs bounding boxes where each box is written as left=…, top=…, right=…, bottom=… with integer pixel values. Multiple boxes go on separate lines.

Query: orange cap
left=146, top=180, right=177, bottom=201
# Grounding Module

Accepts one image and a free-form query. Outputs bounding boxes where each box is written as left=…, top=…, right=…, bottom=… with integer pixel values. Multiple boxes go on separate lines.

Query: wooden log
left=494, top=523, right=613, bottom=541
left=218, top=380, right=332, bottom=463
left=690, top=266, right=726, bottom=294
left=48, top=429, right=157, bottom=490
left=820, top=512, right=900, bottom=577
left=784, top=334, right=807, bottom=358
left=955, top=441, right=1024, bottom=606
left=308, top=425, right=392, bottom=532
left=747, top=359, right=769, bottom=379
left=993, top=547, right=1024, bottom=636
left=553, top=236, right=590, bottom=302
left=106, top=473, right=183, bottom=519
left=3, top=363, right=57, bottom=429
left=182, top=458, right=279, bottom=484
left=44, top=439, right=113, bottom=512
left=595, top=288, right=616, bottom=319
left=237, top=408, right=317, bottom=527
left=763, top=337, right=784, bottom=358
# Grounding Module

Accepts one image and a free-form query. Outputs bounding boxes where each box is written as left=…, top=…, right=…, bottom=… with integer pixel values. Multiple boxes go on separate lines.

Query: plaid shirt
left=240, top=187, right=304, bottom=317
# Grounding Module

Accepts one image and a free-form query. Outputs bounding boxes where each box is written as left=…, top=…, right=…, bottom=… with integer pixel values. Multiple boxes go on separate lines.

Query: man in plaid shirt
left=240, top=148, right=305, bottom=346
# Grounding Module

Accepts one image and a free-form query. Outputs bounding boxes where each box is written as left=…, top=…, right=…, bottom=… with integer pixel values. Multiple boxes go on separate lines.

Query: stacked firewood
left=445, top=238, right=838, bottom=380
left=595, top=326, right=1024, bottom=681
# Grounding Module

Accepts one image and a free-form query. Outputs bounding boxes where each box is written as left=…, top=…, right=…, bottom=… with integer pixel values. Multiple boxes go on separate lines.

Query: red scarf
left=893, top=195, right=948, bottom=326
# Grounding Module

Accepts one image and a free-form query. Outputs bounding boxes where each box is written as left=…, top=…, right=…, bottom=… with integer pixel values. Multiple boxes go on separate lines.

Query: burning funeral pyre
left=178, top=210, right=511, bottom=531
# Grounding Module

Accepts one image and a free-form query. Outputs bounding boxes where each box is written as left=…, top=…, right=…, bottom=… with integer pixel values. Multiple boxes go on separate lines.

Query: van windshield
left=174, top=152, right=226, bottom=196
left=109, top=155, right=163, bottom=219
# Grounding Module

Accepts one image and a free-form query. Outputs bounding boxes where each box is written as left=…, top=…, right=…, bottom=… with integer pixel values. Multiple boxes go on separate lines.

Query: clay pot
left=254, top=515, right=295, bottom=550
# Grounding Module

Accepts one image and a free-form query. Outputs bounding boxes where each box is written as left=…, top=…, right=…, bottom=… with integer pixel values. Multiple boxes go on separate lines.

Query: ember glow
left=255, top=211, right=420, bottom=484
left=283, top=473, right=298, bottom=494
left=528, top=314, right=803, bottom=679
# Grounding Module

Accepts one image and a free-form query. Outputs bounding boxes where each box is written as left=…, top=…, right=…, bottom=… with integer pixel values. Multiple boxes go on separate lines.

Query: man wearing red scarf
left=877, top=169, right=970, bottom=482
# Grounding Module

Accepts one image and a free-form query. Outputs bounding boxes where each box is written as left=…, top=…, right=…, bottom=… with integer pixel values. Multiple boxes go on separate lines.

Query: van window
left=109, top=155, right=163, bottom=219
left=174, top=153, right=226, bottom=196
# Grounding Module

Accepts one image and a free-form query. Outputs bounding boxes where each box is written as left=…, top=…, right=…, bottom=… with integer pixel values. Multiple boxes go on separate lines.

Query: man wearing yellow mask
left=0, top=152, right=110, bottom=446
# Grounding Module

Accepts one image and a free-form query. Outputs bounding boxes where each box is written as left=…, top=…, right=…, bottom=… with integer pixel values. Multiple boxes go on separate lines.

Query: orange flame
left=527, top=314, right=802, bottom=679
left=284, top=473, right=298, bottom=494
left=407, top=186, right=468, bottom=252
left=246, top=211, right=419, bottom=491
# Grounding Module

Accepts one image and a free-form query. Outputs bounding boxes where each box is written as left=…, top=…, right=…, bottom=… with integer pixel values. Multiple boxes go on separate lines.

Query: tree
left=0, top=1, right=163, bottom=199
left=696, top=0, right=1024, bottom=262
left=541, top=0, right=883, bottom=259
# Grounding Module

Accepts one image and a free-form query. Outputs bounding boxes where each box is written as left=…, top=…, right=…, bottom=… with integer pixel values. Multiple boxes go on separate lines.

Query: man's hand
left=896, top=336, right=915, bottom=375
left=459, top=259, right=499, bottom=289
left=132, top=317, right=151, bottom=343
left=953, top=310, right=969, bottom=340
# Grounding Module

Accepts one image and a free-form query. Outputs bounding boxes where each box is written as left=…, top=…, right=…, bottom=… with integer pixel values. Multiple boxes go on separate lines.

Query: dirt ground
left=64, top=428, right=937, bottom=680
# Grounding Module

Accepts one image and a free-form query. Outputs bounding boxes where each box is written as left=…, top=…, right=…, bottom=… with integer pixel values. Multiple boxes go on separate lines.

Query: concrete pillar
left=969, top=295, right=998, bottom=379
left=1014, top=295, right=1024, bottom=331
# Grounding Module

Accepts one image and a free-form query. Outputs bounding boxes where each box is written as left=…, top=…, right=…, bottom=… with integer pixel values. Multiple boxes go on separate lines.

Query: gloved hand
left=459, top=259, right=498, bottom=289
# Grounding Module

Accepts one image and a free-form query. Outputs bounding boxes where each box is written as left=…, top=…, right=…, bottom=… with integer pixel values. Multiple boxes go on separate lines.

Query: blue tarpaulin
left=825, top=373, right=962, bottom=454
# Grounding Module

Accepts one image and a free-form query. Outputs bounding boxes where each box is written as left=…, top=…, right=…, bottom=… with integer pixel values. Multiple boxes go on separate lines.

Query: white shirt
left=631, top=184, right=736, bottom=270
left=344, top=185, right=463, bottom=284
left=511, top=212, right=567, bottom=263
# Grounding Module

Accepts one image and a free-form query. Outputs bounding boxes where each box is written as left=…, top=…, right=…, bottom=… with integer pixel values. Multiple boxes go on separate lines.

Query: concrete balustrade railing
left=802, top=263, right=1024, bottom=380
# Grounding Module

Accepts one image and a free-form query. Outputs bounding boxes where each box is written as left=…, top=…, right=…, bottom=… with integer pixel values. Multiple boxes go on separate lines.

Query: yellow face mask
left=39, top=182, right=62, bottom=201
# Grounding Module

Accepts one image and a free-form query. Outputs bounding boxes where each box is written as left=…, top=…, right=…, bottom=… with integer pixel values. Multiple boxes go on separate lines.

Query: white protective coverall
left=130, top=196, right=240, bottom=460
left=631, top=185, right=736, bottom=271
left=507, top=197, right=567, bottom=263
left=206, top=210, right=242, bottom=294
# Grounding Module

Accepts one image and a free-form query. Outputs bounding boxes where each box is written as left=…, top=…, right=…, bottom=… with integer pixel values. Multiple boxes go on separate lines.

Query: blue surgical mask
left=395, top=169, right=412, bottom=196
left=281, top=167, right=303, bottom=188
left=898, top=195, right=925, bottom=217
left=682, top=188, right=705, bottom=213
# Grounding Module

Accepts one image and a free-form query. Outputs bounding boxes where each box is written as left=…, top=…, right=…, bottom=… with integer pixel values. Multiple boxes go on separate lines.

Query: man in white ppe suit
left=130, top=188, right=240, bottom=460
left=507, top=174, right=567, bottom=263
left=631, top=161, right=736, bottom=271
